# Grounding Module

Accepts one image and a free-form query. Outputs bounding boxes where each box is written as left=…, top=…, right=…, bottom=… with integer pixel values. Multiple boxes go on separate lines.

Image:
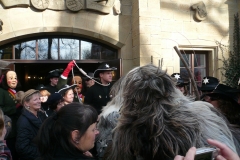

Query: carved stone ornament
left=0, top=0, right=121, bottom=14
left=192, top=1, right=207, bottom=21
left=66, top=0, right=84, bottom=12
left=31, top=0, right=49, bottom=10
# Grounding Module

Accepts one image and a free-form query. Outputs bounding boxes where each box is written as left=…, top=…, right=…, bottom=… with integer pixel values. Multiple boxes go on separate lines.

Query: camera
left=194, top=147, right=218, bottom=160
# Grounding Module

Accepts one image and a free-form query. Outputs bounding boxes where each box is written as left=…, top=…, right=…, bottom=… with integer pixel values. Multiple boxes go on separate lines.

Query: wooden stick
left=173, top=46, right=200, bottom=100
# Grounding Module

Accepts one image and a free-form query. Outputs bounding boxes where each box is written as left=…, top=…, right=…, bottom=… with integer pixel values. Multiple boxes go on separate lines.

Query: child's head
left=16, top=91, right=25, bottom=104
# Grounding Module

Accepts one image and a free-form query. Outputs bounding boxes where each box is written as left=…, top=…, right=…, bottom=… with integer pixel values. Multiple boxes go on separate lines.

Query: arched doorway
left=0, top=36, right=121, bottom=91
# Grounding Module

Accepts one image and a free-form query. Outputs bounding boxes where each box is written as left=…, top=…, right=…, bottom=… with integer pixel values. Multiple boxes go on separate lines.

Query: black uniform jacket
left=84, top=81, right=113, bottom=114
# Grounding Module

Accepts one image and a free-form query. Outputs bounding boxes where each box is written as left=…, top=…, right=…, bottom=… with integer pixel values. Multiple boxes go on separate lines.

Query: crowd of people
left=0, top=61, right=240, bottom=160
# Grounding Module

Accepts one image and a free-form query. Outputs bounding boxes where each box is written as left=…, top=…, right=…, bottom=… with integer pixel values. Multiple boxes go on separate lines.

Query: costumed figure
left=46, top=69, right=61, bottom=94
left=68, top=73, right=86, bottom=103
left=0, top=70, right=21, bottom=160
left=200, top=76, right=219, bottom=101
left=58, top=84, right=77, bottom=105
left=57, top=61, right=85, bottom=103
left=104, top=64, right=239, bottom=160
left=171, top=73, right=190, bottom=96
left=84, top=63, right=117, bottom=115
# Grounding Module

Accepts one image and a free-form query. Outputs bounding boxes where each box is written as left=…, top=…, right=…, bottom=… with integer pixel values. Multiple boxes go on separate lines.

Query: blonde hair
left=0, top=109, right=5, bottom=137
left=40, top=90, right=51, bottom=97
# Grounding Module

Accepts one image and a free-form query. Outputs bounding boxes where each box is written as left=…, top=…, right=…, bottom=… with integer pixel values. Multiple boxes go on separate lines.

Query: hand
left=174, top=147, right=196, bottom=160
left=62, top=61, right=75, bottom=77
left=207, top=139, right=240, bottom=160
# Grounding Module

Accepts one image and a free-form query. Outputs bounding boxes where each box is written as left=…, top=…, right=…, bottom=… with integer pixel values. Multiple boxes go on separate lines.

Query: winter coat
left=37, top=146, right=97, bottom=160
left=16, top=108, right=46, bottom=160
left=45, top=84, right=58, bottom=95
left=0, top=88, right=18, bottom=139
left=84, top=82, right=113, bottom=114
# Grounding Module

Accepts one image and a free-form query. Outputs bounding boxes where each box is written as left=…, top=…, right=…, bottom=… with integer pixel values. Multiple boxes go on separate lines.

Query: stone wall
left=0, top=0, right=133, bottom=74
left=0, top=0, right=239, bottom=78
left=160, top=0, right=238, bottom=80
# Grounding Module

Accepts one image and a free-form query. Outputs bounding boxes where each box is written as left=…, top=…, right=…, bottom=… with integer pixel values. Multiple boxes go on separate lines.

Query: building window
left=0, top=37, right=117, bottom=60
left=180, top=50, right=208, bottom=90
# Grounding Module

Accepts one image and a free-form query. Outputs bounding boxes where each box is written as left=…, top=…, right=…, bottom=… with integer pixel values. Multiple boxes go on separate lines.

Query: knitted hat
left=21, top=89, right=39, bottom=105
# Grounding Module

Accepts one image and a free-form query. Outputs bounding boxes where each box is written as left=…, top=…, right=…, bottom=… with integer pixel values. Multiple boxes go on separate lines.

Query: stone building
left=0, top=0, right=239, bottom=90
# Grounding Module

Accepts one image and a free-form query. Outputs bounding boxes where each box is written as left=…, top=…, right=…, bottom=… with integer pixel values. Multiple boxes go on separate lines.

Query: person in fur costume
left=103, top=64, right=239, bottom=160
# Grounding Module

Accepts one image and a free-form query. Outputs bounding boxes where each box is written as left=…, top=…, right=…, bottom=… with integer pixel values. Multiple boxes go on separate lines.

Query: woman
left=37, top=102, right=99, bottom=160
left=45, top=93, right=64, bottom=117
left=58, top=84, right=77, bottom=105
left=16, top=89, right=46, bottom=160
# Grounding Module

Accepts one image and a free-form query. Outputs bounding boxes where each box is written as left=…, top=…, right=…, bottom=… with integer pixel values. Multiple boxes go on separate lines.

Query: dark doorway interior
left=15, top=60, right=121, bottom=91
left=15, top=63, right=98, bottom=91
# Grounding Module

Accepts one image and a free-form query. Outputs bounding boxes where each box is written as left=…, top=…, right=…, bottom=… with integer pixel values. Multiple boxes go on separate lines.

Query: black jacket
left=37, top=146, right=97, bottom=160
left=16, top=108, right=46, bottom=160
left=45, top=84, right=58, bottom=94
left=84, top=82, right=113, bottom=114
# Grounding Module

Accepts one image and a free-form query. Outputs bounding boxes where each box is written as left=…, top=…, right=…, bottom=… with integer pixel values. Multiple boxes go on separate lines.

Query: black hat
left=47, top=69, right=63, bottom=79
left=93, top=63, right=117, bottom=78
left=35, top=84, right=48, bottom=91
left=58, top=84, right=77, bottom=95
left=84, top=72, right=95, bottom=81
left=200, top=76, right=219, bottom=91
left=46, top=93, right=63, bottom=105
left=227, top=78, right=240, bottom=93
left=206, top=84, right=238, bottom=103
left=171, top=73, right=189, bottom=86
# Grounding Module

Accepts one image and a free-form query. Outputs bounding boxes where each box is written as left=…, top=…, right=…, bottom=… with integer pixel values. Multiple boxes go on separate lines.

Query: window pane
left=38, top=39, right=48, bottom=60
left=180, top=54, right=191, bottom=67
left=81, top=41, right=117, bottom=60
left=2, top=37, right=117, bottom=60
left=59, top=38, right=79, bottom=60
left=0, top=46, right=12, bottom=59
left=194, top=54, right=206, bottom=67
left=15, top=40, right=36, bottom=60
left=51, top=39, right=59, bottom=60
left=180, top=68, right=190, bottom=82
left=194, top=68, right=206, bottom=86
left=81, top=41, right=93, bottom=59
